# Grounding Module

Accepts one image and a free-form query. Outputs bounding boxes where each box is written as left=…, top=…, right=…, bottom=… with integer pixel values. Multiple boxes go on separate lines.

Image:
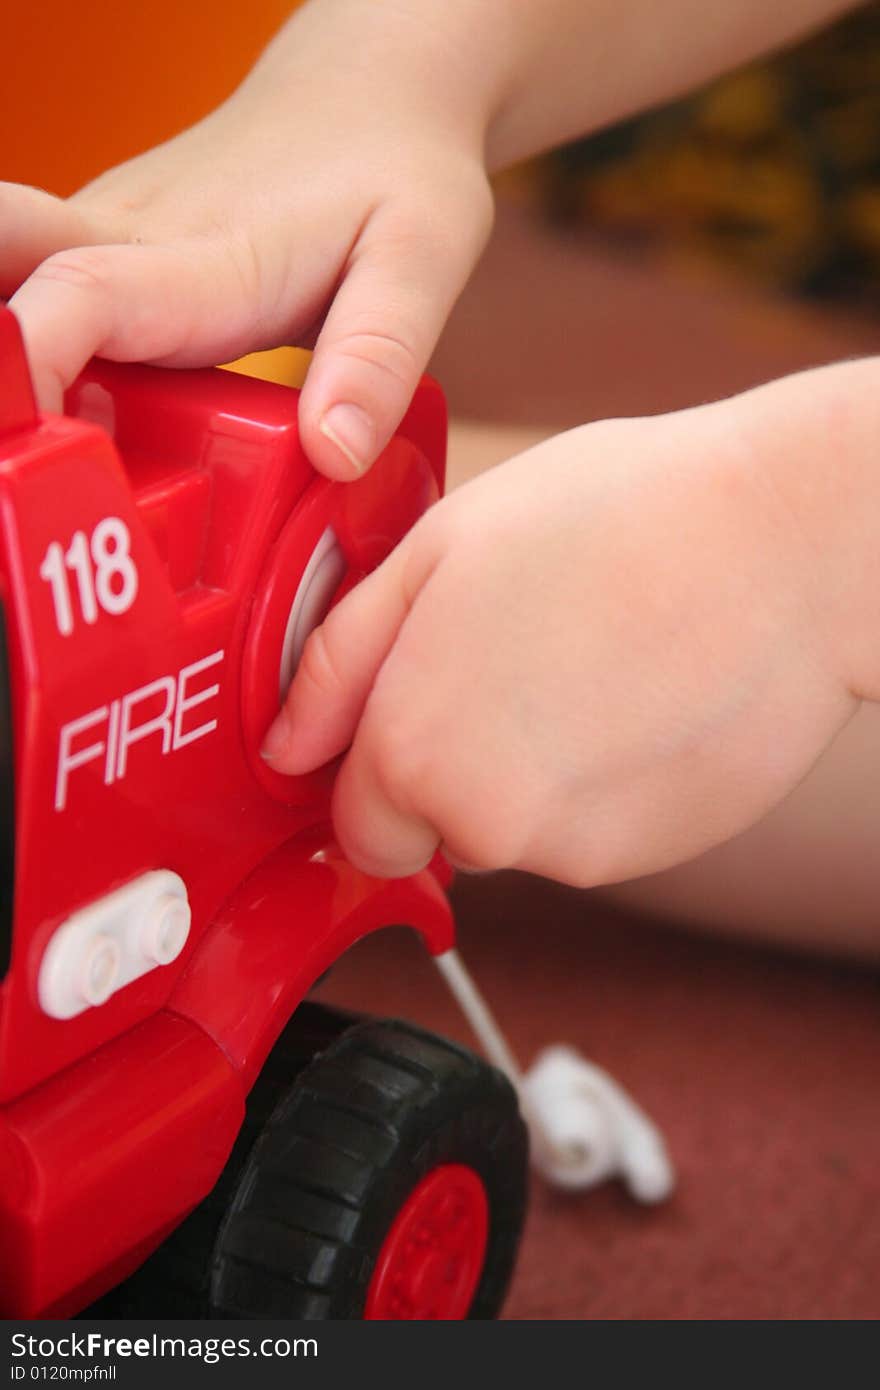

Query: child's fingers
left=9, top=236, right=275, bottom=410
left=260, top=529, right=445, bottom=878
left=0, top=183, right=105, bottom=295
left=298, top=190, right=492, bottom=480
left=297, top=246, right=449, bottom=481
left=261, top=526, right=450, bottom=877
left=330, top=732, right=442, bottom=878
left=261, top=535, right=429, bottom=774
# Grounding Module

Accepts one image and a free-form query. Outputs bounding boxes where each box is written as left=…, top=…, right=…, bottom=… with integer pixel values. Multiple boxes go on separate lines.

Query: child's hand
left=2, top=3, right=493, bottom=478
left=4, top=0, right=845, bottom=481
left=261, top=370, right=869, bottom=883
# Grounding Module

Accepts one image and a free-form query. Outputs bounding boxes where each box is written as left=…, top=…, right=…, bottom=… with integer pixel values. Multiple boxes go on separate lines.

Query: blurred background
left=3, top=0, right=880, bottom=1321
left=531, top=4, right=880, bottom=304
left=0, top=1, right=294, bottom=195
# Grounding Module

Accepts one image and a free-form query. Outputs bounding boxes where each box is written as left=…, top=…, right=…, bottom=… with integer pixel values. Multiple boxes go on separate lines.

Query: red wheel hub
left=365, top=1164, right=489, bottom=1320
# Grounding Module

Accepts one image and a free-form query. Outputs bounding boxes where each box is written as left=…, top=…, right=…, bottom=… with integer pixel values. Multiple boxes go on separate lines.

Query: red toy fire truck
left=0, top=306, right=528, bottom=1320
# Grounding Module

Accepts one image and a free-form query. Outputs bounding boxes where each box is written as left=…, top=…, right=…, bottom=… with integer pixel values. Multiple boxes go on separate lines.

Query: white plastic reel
left=434, top=949, right=674, bottom=1201
left=278, top=526, right=346, bottom=699
left=520, top=1045, right=674, bottom=1201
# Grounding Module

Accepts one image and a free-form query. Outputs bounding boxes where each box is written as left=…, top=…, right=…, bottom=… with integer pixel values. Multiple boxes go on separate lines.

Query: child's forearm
left=252, top=0, right=863, bottom=170
left=484, top=0, right=863, bottom=168
left=745, top=355, right=880, bottom=709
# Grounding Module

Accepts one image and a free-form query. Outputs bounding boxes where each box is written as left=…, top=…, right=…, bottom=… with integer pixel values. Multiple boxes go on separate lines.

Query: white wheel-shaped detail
left=79, top=934, right=121, bottom=1007
left=38, top=870, right=192, bottom=1019
left=278, top=527, right=346, bottom=700
left=140, top=892, right=192, bottom=967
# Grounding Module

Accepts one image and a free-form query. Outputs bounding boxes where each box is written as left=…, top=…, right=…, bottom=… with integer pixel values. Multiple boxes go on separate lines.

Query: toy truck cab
left=0, top=310, right=527, bottom=1320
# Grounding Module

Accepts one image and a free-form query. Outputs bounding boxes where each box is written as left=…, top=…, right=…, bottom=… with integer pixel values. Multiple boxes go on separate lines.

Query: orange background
left=0, top=1, right=297, bottom=196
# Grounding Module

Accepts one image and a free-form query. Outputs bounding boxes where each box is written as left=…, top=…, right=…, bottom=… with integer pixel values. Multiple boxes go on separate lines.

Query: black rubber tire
left=90, top=1006, right=528, bottom=1320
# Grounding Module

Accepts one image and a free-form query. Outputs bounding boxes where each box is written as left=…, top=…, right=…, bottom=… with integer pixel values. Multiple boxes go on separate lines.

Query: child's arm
left=263, top=356, right=880, bottom=905
left=3, top=0, right=860, bottom=478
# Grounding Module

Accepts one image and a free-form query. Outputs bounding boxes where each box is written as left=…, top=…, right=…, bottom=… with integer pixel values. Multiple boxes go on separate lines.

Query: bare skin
left=445, top=419, right=880, bottom=962
left=606, top=701, right=880, bottom=963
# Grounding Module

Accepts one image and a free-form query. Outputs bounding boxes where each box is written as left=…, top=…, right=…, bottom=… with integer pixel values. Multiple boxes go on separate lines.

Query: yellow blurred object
left=696, top=71, right=786, bottom=141
left=0, top=1, right=300, bottom=196
left=844, top=185, right=880, bottom=253
left=222, top=347, right=312, bottom=388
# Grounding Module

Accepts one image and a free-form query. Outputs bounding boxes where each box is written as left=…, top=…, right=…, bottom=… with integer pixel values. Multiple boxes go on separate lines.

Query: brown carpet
left=317, top=874, right=880, bottom=1320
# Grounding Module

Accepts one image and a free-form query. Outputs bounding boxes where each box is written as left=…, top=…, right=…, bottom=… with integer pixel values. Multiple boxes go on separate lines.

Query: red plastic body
left=0, top=310, right=454, bottom=1318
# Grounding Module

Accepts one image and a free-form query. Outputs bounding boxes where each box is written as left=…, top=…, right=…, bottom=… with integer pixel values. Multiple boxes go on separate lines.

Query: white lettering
left=104, top=698, right=121, bottom=786
left=55, top=707, right=108, bottom=811
left=55, top=650, right=224, bottom=811
left=173, top=650, right=224, bottom=750
left=116, top=677, right=175, bottom=779
left=40, top=518, right=138, bottom=636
